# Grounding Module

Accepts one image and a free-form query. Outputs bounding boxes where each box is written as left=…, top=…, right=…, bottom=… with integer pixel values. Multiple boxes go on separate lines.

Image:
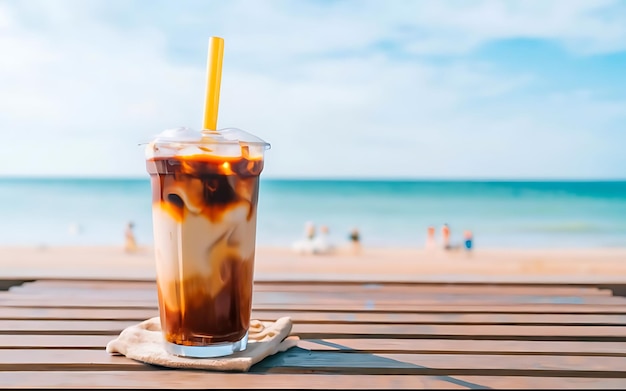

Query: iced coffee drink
left=145, top=127, right=269, bottom=358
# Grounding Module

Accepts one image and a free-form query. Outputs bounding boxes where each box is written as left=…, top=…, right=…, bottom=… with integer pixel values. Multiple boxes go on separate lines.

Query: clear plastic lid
left=145, top=127, right=270, bottom=159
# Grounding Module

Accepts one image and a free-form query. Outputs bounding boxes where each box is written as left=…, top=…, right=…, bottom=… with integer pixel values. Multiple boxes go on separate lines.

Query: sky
left=0, top=0, right=625, bottom=180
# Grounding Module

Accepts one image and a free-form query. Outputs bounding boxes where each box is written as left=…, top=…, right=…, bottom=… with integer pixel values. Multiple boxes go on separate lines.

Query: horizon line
left=1, top=175, right=625, bottom=182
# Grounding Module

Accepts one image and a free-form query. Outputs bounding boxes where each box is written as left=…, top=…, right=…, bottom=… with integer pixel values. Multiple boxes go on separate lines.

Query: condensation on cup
left=144, top=127, right=270, bottom=358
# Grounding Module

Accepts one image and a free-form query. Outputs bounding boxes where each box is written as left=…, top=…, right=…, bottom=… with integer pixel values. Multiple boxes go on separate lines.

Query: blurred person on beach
left=292, top=221, right=317, bottom=255
left=425, top=225, right=437, bottom=250
left=464, top=230, right=474, bottom=253
left=312, top=225, right=333, bottom=255
left=442, top=223, right=451, bottom=250
left=305, top=221, right=316, bottom=241
left=349, top=227, right=361, bottom=255
left=124, top=221, right=137, bottom=253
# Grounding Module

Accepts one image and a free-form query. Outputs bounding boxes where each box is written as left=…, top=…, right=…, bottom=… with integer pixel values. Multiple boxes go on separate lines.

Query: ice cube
left=155, top=127, right=202, bottom=142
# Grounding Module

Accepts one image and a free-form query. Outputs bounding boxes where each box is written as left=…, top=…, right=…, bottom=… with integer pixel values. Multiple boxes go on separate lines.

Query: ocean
left=1, top=178, right=625, bottom=249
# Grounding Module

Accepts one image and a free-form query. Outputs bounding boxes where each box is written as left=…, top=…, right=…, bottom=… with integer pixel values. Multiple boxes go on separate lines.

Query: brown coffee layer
left=157, top=255, right=254, bottom=345
left=147, top=155, right=262, bottom=223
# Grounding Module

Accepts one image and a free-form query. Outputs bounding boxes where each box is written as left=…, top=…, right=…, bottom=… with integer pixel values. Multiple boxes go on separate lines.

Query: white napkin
left=106, top=316, right=299, bottom=372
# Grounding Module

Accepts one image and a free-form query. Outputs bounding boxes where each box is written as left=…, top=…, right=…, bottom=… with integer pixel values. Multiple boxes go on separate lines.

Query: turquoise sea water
left=1, top=178, right=625, bottom=249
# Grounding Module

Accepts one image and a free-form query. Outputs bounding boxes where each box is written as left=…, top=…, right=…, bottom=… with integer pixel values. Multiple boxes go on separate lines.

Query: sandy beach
left=1, top=244, right=626, bottom=284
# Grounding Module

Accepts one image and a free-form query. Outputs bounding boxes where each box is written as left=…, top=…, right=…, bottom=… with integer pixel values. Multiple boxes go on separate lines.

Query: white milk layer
left=152, top=192, right=258, bottom=313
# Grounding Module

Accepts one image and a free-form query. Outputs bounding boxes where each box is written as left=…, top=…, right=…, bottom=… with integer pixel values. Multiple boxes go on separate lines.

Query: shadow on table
left=251, top=342, right=491, bottom=389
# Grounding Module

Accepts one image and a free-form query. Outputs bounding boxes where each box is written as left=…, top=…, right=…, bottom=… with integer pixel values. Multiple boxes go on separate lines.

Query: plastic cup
left=144, top=127, right=270, bottom=358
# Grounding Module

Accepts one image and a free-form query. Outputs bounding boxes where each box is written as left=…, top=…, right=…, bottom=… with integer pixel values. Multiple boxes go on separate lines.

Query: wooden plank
left=2, top=292, right=625, bottom=307
left=6, top=270, right=625, bottom=285
left=5, top=283, right=625, bottom=308
left=0, top=291, right=158, bottom=301
left=15, top=280, right=613, bottom=296
left=0, top=320, right=138, bottom=335
left=0, top=307, right=159, bottom=321
left=2, top=335, right=626, bottom=356
left=454, top=376, right=626, bottom=389
left=1, top=371, right=624, bottom=390
left=0, top=334, right=112, bottom=349
left=0, top=296, right=157, bottom=306
left=291, top=323, right=626, bottom=341
left=298, top=338, right=626, bottom=356
left=1, top=348, right=626, bottom=376
left=15, top=280, right=157, bottom=290
left=0, top=371, right=470, bottom=389
left=1, top=300, right=625, bottom=314
left=3, top=307, right=626, bottom=326
left=0, top=349, right=144, bottom=370
left=257, top=284, right=615, bottom=296
left=13, top=290, right=619, bottom=308
left=0, top=299, right=158, bottom=309
left=252, top=348, right=626, bottom=375
left=1, top=371, right=623, bottom=389
left=0, top=290, right=626, bottom=305
left=20, top=278, right=614, bottom=291
left=2, top=320, right=626, bottom=340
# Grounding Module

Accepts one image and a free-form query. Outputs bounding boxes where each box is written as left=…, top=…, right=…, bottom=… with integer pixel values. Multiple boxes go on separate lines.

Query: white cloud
left=209, top=0, right=626, bottom=57
left=0, top=0, right=624, bottom=179
left=394, top=0, right=626, bottom=55
left=0, top=3, right=13, bottom=29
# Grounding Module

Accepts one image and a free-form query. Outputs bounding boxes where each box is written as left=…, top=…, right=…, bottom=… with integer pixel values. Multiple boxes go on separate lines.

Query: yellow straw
left=202, top=36, right=224, bottom=131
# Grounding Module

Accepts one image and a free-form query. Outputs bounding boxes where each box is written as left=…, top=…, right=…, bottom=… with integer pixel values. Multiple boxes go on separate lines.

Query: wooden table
left=1, top=278, right=626, bottom=389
